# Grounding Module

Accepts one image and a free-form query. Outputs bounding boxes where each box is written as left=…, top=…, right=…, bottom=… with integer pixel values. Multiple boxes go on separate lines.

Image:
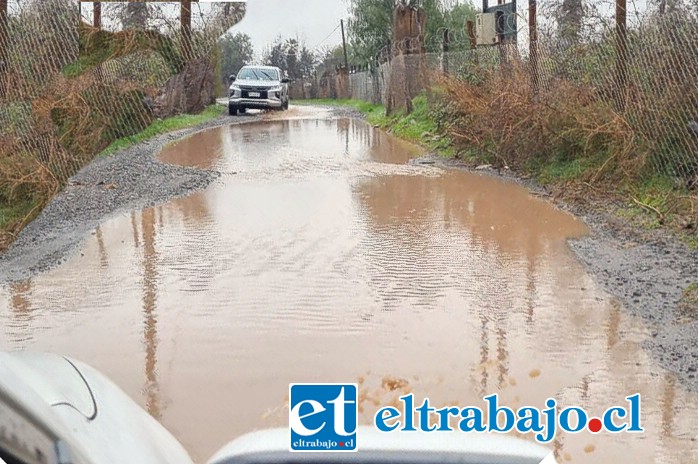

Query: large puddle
left=1, top=115, right=697, bottom=463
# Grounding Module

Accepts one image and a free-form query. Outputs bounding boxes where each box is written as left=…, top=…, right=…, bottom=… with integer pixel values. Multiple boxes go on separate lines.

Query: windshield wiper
left=260, top=71, right=276, bottom=81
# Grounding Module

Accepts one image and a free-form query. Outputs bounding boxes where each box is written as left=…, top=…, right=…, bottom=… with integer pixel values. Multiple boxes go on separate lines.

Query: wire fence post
left=94, top=2, right=102, bottom=29
left=181, top=0, right=192, bottom=62
left=341, top=19, right=349, bottom=71
left=0, top=0, right=6, bottom=100
left=615, top=0, right=628, bottom=111
left=467, top=20, right=477, bottom=50
left=442, top=28, right=449, bottom=74
left=529, top=0, right=538, bottom=95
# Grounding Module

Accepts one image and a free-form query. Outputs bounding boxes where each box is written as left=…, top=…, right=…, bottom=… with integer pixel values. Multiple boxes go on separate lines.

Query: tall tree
left=120, top=0, right=149, bottom=30
left=557, top=0, right=584, bottom=44
left=299, top=46, right=317, bottom=78
left=347, top=0, right=446, bottom=63
left=285, top=38, right=300, bottom=78
left=263, top=37, right=316, bottom=79
left=219, top=32, right=254, bottom=86
left=264, top=36, right=287, bottom=70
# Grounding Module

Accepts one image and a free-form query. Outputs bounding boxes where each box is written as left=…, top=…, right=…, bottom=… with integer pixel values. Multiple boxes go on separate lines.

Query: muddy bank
left=0, top=112, right=263, bottom=282
left=412, top=154, right=698, bottom=392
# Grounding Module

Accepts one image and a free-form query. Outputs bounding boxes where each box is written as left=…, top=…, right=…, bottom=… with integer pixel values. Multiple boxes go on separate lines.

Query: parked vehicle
left=0, top=352, right=557, bottom=464
left=228, top=66, right=290, bottom=115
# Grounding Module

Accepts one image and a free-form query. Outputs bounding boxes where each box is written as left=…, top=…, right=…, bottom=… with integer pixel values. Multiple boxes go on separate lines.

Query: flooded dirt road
left=1, top=110, right=698, bottom=463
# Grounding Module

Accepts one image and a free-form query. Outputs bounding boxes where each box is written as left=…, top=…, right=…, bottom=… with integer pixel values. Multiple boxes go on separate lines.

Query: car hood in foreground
left=207, top=426, right=557, bottom=464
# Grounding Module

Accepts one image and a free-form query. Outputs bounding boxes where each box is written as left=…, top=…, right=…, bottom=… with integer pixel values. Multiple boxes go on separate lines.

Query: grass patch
left=98, top=104, right=226, bottom=157
left=535, top=156, right=602, bottom=185
left=615, top=175, right=696, bottom=231
left=0, top=197, right=42, bottom=249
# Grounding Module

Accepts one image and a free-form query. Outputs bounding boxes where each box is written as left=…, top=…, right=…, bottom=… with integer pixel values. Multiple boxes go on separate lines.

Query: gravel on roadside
left=413, top=153, right=698, bottom=393
left=0, top=112, right=263, bottom=282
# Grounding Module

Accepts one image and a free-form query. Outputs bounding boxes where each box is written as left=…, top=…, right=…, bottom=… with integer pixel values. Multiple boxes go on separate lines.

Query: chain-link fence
left=0, top=0, right=245, bottom=247
left=329, top=1, right=698, bottom=196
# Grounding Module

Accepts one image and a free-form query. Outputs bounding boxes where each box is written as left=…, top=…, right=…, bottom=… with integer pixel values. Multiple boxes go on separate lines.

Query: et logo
left=289, top=383, right=358, bottom=452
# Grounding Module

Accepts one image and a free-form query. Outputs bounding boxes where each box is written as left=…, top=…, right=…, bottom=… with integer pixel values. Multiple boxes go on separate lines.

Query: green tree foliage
left=263, top=36, right=317, bottom=79
left=443, top=2, right=477, bottom=50
left=348, top=0, right=467, bottom=63
left=219, top=32, right=254, bottom=86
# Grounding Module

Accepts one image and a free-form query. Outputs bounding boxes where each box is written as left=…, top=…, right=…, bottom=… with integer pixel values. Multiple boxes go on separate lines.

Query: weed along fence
left=303, top=1, right=698, bottom=214
left=0, top=0, right=245, bottom=248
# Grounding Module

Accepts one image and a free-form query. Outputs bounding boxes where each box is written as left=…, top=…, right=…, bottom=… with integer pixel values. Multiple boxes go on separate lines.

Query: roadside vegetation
left=0, top=104, right=226, bottom=250
left=98, top=104, right=226, bottom=157
left=0, top=1, right=245, bottom=251
left=300, top=89, right=697, bottom=246
left=297, top=1, right=697, bottom=246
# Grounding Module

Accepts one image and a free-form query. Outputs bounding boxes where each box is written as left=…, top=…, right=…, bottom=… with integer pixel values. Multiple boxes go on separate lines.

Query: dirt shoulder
left=0, top=112, right=263, bottom=282
left=414, top=154, right=698, bottom=392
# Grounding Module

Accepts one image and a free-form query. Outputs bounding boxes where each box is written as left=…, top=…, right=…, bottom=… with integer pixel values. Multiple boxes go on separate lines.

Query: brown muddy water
left=1, top=113, right=697, bottom=463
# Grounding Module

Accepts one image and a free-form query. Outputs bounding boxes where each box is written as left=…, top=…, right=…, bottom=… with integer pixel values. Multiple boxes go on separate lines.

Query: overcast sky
left=232, top=0, right=350, bottom=56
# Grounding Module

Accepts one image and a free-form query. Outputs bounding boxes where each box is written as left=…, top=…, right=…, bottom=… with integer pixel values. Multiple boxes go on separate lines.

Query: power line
left=311, top=23, right=341, bottom=51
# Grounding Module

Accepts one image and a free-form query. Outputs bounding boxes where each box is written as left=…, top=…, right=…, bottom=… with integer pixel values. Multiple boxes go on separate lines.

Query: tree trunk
left=153, top=58, right=215, bottom=118
left=558, top=0, right=583, bottom=44
left=122, top=0, right=148, bottom=30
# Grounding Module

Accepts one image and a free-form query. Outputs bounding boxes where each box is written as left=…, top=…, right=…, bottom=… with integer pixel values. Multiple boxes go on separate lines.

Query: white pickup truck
left=228, top=66, right=290, bottom=116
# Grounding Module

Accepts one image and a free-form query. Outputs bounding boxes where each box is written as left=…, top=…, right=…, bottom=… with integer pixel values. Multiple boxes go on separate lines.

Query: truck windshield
left=237, top=68, right=278, bottom=81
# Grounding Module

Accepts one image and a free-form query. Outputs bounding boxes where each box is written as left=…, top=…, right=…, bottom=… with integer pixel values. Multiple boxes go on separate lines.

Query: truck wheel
left=228, top=105, right=238, bottom=116
left=283, top=99, right=289, bottom=111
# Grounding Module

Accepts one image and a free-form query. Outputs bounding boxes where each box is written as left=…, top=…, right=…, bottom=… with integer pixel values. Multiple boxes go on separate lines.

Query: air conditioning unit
left=476, top=13, right=498, bottom=45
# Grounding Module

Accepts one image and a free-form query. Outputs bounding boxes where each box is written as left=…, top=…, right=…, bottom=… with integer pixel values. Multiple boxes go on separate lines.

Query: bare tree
left=658, top=0, right=684, bottom=14
left=557, top=0, right=584, bottom=44
left=120, top=0, right=149, bottom=30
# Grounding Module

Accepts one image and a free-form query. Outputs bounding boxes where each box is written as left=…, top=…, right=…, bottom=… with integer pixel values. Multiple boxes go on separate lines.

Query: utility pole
left=529, top=0, right=538, bottom=94
left=94, top=2, right=102, bottom=29
left=340, top=19, right=349, bottom=70
left=615, top=0, right=627, bottom=111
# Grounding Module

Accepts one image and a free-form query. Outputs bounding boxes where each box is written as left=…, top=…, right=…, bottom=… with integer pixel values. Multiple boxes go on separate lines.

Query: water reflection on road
left=1, top=111, right=697, bottom=463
